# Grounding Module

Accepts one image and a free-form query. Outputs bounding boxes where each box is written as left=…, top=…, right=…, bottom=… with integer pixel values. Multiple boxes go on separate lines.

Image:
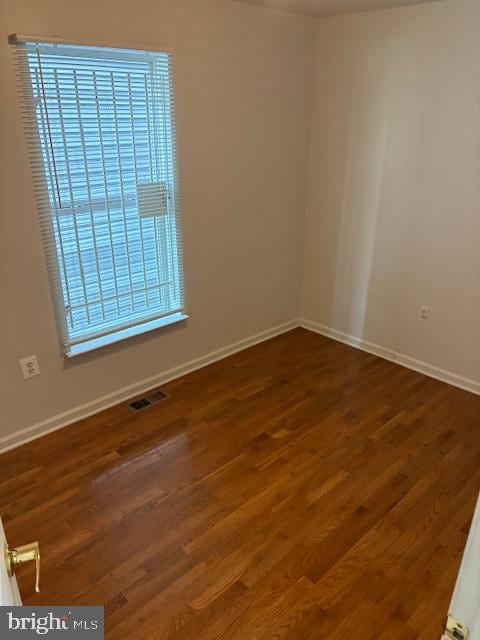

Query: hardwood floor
left=1, top=328, right=479, bottom=639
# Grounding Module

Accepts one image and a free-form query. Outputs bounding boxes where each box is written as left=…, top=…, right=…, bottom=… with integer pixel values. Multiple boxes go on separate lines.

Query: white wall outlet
left=20, top=355, right=40, bottom=380
left=418, top=305, right=430, bottom=322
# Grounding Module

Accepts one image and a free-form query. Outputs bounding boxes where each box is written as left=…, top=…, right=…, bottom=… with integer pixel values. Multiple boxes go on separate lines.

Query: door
left=443, top=494, right=480, bottom=639
left=0, top=518, right=22, bottom=606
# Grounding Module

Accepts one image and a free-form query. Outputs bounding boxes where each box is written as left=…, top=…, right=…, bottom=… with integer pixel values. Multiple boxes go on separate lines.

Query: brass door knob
left=4, top=541, right=40, bottom=593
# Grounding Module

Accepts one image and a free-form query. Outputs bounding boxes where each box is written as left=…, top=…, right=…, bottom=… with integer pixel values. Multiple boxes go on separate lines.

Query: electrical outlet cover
left=20, top=355, right=40, bottom=380
left=418, top=305, right=430, bottom=322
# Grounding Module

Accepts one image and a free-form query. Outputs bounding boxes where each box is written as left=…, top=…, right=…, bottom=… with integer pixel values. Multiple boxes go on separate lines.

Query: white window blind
left=11, top=39, right=185, bottom=355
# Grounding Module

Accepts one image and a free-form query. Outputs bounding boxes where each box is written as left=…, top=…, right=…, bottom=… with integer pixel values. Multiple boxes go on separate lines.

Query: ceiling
left=234, top=0, right=443, bottom=17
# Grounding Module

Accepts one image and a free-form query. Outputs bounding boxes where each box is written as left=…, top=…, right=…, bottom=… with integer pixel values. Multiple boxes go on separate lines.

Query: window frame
left=12, top=37, right=187, bottom=356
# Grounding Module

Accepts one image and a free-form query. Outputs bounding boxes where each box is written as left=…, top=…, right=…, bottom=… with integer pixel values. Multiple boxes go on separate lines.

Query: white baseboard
left=0, top=320, right=297, bottom=454
left=3, top=317, right=479, bottom=454
left=298, top=318, right=480, bottom=397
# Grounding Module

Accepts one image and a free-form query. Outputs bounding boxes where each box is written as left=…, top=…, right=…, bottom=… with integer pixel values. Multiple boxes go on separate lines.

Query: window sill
left=64, top=312, right=189, bottom=358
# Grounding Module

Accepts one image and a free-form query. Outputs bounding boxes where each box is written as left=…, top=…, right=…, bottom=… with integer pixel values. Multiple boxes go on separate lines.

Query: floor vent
left=129, top=389, right=168, bottom=412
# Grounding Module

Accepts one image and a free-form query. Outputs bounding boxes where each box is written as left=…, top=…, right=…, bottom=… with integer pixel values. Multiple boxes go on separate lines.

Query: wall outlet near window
left=20, top=355, right=40, bottom=380
left=418, top=305, right=430, bottom=322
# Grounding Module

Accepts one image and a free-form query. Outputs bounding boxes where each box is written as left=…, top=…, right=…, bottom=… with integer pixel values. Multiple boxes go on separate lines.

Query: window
left=12, top=38, right=185, bottom=356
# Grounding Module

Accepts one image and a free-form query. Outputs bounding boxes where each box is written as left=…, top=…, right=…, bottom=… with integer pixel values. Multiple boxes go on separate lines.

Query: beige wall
left=4, top=0, right=480, bottom=446
left=0, top=0, right=315, bottom=441
left=301, top=0, right=480, bottom=383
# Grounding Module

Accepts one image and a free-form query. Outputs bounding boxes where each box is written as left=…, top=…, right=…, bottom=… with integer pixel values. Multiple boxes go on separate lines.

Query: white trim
left=298, top=318, right=480, bottom=397
left=449, top=493, right=480, bottom=637
left=8, top=33, right=173, bottom=52
left=65, top=313, right=189, bottom=358
left=0, top=320, right=297, bottom=454
left=3, top=317, right=479, bottom=455
left=0, top=518, right=22, bottom=606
